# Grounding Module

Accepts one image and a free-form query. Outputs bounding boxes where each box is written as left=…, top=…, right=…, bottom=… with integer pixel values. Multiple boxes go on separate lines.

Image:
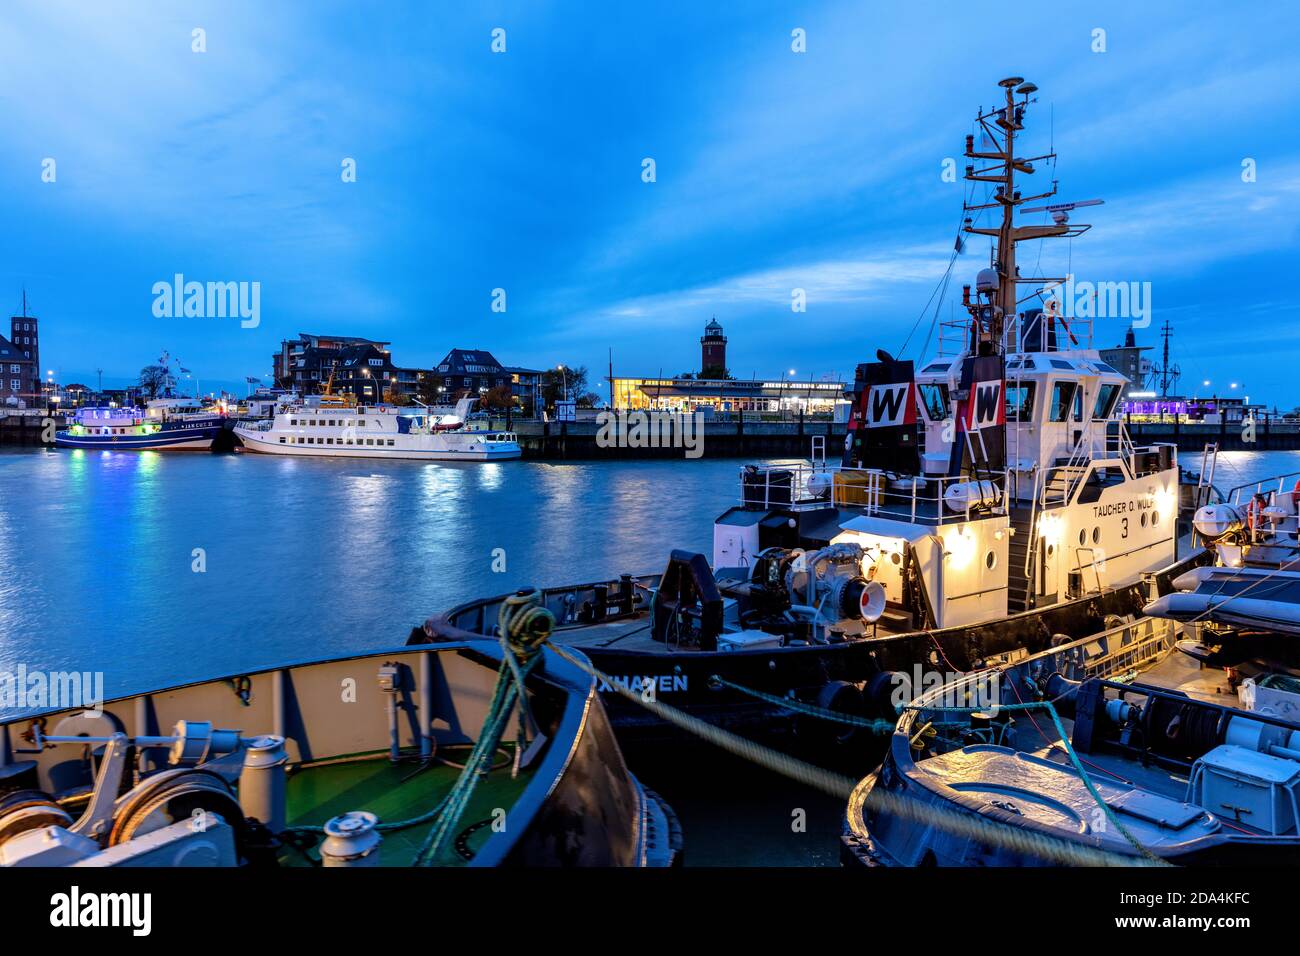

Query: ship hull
left=234, top=427, right=521, bottom=461
left=54, top=419, right=225, bottom=451
left=413, top=548, right=1210, bottom=751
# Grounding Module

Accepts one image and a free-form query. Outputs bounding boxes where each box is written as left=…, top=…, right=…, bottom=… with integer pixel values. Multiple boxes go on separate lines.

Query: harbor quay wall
left=1127, top=420, right=1300, bottom=452
left=0, top=412, right=63, bottom=445
left=512, top=418, right=847, bottom=460
left=0, top=411, right=847, bottom=458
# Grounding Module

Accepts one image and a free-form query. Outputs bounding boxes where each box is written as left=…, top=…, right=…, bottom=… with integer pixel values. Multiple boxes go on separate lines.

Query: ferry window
left=366, top=439, right=374, bottom=445
left=386, top=439, right=395, bottom=446
left=918, top=384, right=948, bottom=421
left=1049, top=359, right=1073, bottom=370
left=1091, top=526, right=1100, bottom=545
left=1072, top=388, right=1084, bottom=421
left=279, top=437, right=286, bottom=444
left=358, top=419, right=365, bottom=427
left=1078, top=529, right=1086, bottom=546
left=1048, top=382, right=1076, bottom=422
left=1092, top=383, right=1120, bottom=420
left=1005, top=382, right=1035, bottom=421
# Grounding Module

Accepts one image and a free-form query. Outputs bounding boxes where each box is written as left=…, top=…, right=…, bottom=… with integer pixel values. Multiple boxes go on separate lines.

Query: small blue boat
left=55, top=398, right=227, bottom=451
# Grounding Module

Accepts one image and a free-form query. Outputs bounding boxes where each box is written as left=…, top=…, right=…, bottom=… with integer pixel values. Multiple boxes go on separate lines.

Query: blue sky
left=2, top=1, right=1298, bottom=405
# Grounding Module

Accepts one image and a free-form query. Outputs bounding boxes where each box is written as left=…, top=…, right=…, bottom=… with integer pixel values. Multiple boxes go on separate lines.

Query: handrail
left=739, top=461, right=1007, bottom=525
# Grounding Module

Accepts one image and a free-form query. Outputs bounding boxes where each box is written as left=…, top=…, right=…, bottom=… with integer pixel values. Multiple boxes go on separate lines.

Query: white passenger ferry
left=234, top=396, right=521, bottom=461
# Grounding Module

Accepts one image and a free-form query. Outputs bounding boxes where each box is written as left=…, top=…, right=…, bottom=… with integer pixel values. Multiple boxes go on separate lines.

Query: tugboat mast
left=961, top=77, right=1071, bottom=353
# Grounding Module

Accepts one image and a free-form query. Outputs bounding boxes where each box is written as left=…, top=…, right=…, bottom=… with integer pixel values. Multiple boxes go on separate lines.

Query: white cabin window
left=1093, top=383, right=1120, bottom=420
left=1048, top=382, right=1076, bottom=423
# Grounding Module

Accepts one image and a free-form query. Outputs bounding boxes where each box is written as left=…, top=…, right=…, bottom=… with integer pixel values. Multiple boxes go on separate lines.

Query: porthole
left=1078, top=529, right=1087, bottom=546
left=890, top=552, right=902, bottom=566
left=1141, top=512, right=1148, bottom=528
left=1046, top=544, right=1055, bottom=558
left=985, top=551, right=996, bottom=570
left=1151, top=511, right=1159, bottom=526
left=1092, top=527, right=1101, bottom=545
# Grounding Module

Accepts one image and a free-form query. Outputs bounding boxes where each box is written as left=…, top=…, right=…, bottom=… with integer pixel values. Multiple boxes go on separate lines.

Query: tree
left=139, top=365, right=170, bottom=399
left=482, top=384, right=513, bottom=410
left=382, top=384, right=413, bottom=406
left=576, top=391, right=601, bottom=408
left=700, top=365, right=733, bottom=380
left=540, top=365, right=587, bottom=412
left=415, top=373, right=446, bottom=406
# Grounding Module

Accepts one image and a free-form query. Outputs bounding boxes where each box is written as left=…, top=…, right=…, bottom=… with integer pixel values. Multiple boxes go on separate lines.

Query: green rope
left=904, top=698, right=1158, bottom=862
left=412, top=589, right=553, bottom=866
left=709, top=675, right=896, bottom=733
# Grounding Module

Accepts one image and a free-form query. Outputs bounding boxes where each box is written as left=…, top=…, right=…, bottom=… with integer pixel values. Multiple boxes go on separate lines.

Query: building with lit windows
left=610, top=376, right=846, bottom=416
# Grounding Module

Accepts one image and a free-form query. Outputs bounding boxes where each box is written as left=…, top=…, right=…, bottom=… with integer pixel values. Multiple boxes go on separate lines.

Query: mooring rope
left=718, top=667, right=1156, bottom=859
left=540, top=637, right=1159, bottom=867
left=901, top=698, right=1158, bottom=862
left=709, top=675, right=897, bottom=733
left=411, top=588, right=551, bottom=865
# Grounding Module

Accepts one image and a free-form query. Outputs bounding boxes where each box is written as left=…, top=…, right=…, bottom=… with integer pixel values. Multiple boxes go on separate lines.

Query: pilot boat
left=842, top=471, right=1300, bottom=866
left=414, top=77, right=1209, bottom=749
left=54, top=397, right=228, bottom=451
left=0, top=637, right=678, bottom=867
left=235, top=394, right=521, bottom=461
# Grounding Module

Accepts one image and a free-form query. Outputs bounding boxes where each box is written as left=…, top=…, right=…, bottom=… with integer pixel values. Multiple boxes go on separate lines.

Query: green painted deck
left=280, top=749, right=535, bottom=866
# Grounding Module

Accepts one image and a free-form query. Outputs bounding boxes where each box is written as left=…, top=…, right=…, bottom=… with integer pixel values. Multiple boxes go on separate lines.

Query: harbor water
left=2, top=446, right=1297, bottom=864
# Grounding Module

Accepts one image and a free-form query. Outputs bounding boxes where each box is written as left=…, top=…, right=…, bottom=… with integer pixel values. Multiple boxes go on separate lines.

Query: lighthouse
left=700, top=317, right=727, bottom=377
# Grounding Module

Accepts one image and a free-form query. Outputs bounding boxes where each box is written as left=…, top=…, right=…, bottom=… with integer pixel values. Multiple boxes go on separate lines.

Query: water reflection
left=1, top=448, right=1297, bottom=706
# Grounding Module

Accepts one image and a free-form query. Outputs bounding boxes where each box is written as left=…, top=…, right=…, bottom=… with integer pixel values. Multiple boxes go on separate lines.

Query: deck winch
left=0, top=720, right=275, bottom=867
left=748, top=544, right=886, bottom=640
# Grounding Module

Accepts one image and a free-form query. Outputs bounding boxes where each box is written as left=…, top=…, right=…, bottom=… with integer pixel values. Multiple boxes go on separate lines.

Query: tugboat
left=0, top=631, right=679, bottom=867
left=235, top=382, right=521, bottom=462
left=842, top=469, right=1300, bottom=865
left=414, top=77, right=1208, bottom=748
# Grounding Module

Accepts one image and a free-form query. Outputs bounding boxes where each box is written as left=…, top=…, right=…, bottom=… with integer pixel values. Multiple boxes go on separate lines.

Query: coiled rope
left=410, top=588, right=552, bottom=865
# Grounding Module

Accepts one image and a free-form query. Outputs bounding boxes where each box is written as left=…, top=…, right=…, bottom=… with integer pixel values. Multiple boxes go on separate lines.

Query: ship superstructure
left=715, top=77, right=1181, bottom=635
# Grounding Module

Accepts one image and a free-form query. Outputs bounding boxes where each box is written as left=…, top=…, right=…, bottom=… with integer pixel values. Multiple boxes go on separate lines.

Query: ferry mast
left=960, top=77, right=1082, bottom=354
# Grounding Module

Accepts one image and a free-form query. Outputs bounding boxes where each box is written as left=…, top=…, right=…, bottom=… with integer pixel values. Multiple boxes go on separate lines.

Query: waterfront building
left=434, top=348, right=513, bottom=400
left=272, top=332, right=425, bottom=401
left=1098, top=326, right=1152, bottom=399
left=504, top=365, right=543, bottom=417
left=1, top=298, right=41, bottom=407
left=610, top=375, right=846, bottom=416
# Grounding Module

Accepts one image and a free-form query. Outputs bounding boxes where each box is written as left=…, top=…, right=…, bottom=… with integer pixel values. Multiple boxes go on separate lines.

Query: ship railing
left=1224, top=469, right=1300, bottom=545
left=739, top=462, right=1008, bottom=525
left=1001, top=311, right=1095, bottom=355
left=899, top=615, right=1176, bottom=738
